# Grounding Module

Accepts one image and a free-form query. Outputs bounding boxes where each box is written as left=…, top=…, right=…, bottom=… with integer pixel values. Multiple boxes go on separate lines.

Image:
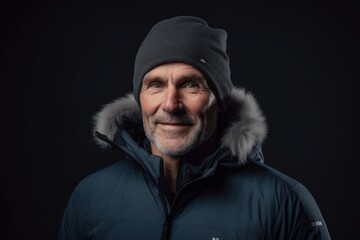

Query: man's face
left=140, top=63, right=219, bottom=157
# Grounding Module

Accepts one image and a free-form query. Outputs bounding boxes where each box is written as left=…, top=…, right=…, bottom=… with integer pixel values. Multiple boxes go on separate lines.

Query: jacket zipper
left=161, top=213, right=171, bottom=240
left=158, top=172, right=216, bottom=240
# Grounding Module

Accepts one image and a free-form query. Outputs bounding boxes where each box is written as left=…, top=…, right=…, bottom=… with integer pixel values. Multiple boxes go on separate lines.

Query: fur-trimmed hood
left=93, top=87, right=267, bottom=165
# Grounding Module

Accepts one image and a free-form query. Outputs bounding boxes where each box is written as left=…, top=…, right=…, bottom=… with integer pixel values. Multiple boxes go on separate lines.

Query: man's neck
left=151, top=132, right=219, bottom=193
left=161, top=155, right=181, bottom=193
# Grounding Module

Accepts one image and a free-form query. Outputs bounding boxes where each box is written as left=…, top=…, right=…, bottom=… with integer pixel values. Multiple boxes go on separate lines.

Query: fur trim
left=220, top=88, right=267, bottom=164
left=92, top=94, right=141, bottom=148
left=92, top=88, right=267, bottom=164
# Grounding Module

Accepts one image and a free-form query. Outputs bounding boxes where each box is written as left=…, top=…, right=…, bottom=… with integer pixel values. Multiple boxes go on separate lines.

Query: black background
left=1, top=1, right=359, bottom=239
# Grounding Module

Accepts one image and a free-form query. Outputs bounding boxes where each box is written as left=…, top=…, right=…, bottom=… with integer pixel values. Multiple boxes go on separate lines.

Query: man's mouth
left=159, top=122, right=193, bottom=126
left=157, top=122, right=194, bottom=131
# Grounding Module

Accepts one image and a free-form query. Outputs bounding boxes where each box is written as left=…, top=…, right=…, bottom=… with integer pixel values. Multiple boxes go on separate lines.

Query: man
left=59, top=16, right=331, bottom=239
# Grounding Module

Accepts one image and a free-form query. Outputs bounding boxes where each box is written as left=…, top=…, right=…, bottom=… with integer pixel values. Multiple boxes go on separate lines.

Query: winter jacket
left=59, top=88, right=331, bottom=240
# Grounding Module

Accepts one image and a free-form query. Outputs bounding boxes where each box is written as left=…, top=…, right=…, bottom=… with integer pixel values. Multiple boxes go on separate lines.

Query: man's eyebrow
left=179, top=74, right=205, bottom=82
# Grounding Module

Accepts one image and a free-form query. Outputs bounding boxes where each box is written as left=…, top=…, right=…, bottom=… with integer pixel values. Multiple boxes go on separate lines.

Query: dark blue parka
left=59, top=88, right=331, bottom=239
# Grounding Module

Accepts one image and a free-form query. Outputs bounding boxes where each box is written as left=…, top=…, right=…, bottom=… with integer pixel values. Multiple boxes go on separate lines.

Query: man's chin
left=156, top=142, right=192, bottom=157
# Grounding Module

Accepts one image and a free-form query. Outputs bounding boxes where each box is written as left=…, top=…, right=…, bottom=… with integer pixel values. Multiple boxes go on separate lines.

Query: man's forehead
left=143, top=63, right=206, bottom=82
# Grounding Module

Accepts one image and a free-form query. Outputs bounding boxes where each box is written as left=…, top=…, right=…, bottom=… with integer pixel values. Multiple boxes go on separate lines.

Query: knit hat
left=133, top=16, right=233, bottom=111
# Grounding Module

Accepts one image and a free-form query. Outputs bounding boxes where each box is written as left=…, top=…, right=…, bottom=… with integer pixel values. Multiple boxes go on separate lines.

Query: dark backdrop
left=1, top=1, right=359, bottom=239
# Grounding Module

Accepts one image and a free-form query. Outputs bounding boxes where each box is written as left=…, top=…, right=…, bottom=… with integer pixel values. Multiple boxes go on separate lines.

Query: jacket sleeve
left=58, top=182, right=86, bottom=240
left=273, top=183, right=331, bottom=240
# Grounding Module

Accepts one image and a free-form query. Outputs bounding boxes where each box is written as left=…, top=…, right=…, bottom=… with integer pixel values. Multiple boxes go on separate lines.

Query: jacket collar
left=92, top=87, right=267, bottom=166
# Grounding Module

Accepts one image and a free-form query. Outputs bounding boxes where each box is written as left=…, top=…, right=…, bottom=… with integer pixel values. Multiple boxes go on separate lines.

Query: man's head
left=140, top=62, right=218, bottom=157
left=133, top=16, right=233, bottom=112
left=134, top=16, right=234, bottom=157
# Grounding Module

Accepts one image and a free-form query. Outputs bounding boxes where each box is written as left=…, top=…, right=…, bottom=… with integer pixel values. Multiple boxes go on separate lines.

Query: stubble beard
left=143, top=113, right=210, bottom=157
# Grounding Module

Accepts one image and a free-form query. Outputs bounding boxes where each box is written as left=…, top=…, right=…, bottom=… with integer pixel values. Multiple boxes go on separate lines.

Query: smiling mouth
left=161, top=122, right=192, bottom=125
left=157, top=122, right=193, bottom=130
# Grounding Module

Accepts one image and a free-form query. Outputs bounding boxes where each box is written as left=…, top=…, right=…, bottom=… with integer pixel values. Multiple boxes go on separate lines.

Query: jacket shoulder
left=225, top=160, right=301, bottom=192
left=242, top=161, right=331, bottom=239
left=75, top=160, right=140, bottom=195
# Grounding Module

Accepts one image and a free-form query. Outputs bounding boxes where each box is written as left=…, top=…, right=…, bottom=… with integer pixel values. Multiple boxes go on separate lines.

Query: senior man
left=59, top=16, right=331, bottom=240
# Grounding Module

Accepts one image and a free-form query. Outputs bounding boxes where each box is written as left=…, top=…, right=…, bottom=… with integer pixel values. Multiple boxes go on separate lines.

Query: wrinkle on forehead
left=143, top=63, right=206, bottom=84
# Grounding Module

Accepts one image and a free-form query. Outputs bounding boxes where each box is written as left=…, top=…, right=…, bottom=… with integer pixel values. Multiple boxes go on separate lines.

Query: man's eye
left=183, top=82, right=199, bottom=88
left=149, top=82, right=164, bottom=88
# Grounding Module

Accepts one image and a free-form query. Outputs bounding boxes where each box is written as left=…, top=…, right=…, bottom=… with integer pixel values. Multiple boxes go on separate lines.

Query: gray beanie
left=133, top=16, right=233, bottom=111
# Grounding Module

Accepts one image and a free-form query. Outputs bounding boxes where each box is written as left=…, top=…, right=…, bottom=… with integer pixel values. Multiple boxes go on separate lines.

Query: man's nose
left=162, top=87, right=182, bottom=113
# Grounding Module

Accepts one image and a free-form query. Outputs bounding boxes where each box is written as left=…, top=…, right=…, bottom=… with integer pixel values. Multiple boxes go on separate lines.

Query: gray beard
left=146, top=121, right=205, bottom=157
